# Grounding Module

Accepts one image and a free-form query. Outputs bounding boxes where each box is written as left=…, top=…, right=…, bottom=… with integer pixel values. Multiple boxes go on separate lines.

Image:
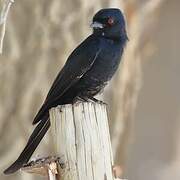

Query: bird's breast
left=91, top=40, right=123, bottom=81
left=76, top=39, right=124, bottom=95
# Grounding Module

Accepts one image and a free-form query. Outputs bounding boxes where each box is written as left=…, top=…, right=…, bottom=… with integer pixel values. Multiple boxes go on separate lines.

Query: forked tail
left=4, top=117, right=50, bottom=174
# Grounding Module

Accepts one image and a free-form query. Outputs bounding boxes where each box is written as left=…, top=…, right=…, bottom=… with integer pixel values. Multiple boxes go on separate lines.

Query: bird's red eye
left=107, top=17, right=114, bottom=26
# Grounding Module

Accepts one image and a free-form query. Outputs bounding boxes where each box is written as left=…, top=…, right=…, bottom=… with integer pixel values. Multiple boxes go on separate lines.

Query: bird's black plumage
left=4, top=8, right=128, bottom=174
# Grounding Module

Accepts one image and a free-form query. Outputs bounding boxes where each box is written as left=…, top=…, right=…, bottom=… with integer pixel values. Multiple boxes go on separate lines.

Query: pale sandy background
left=0, top=0, right=179, bottom=180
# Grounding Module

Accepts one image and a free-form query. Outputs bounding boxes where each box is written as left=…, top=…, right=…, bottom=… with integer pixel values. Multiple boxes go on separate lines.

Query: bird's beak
left=90, top=21, right=104, bottom=29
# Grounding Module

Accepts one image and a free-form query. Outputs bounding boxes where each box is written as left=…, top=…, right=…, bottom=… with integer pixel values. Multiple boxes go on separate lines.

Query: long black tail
left=4, top=117, right=50, bottom=174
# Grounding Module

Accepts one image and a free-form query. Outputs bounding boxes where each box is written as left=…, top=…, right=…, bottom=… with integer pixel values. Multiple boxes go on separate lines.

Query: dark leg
left=72, top=96, right=88, bottom=104
left=73, top=96, right=106, bottom=104
left=88, top=96, right=105, bottom=104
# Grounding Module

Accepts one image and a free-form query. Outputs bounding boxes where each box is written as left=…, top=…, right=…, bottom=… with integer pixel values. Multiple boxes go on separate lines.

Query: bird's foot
left=88, top=96, right=106, bottom=104
left=73, top=96, right=88, bottom=104
left=73, top=96, right=106, bottom=105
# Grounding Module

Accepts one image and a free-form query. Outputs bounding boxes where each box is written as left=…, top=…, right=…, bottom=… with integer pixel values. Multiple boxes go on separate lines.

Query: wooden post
left=49, top=102, right=114, bottom=180
left=22, top=102, right=123, bottom=179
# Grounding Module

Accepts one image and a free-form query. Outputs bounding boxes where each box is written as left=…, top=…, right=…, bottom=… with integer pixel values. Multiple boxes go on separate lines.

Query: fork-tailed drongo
left=4, top=8, right=128, bottom=174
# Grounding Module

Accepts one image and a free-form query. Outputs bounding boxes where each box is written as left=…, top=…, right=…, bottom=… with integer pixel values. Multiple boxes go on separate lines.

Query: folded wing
left=33, top=36, right=101, bottom=124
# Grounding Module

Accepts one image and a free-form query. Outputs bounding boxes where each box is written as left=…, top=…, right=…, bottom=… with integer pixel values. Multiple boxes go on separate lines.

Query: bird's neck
left=93, top=29, right=128, bottom=42
left=92, top=31, right=128, bottom=45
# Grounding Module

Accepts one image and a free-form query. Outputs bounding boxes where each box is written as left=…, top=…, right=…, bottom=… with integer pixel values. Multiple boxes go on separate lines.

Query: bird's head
left=91, top=8, right=128, bottom=41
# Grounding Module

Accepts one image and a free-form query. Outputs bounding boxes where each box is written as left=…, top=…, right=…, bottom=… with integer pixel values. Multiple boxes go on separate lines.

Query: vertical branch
left=0, top=0, right=14, bottom=54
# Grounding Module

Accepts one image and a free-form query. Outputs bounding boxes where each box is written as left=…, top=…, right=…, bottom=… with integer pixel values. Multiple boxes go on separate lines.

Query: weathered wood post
left=49, top=102, right=114, bottom=180
left=22, top=102, right=119, bottom=180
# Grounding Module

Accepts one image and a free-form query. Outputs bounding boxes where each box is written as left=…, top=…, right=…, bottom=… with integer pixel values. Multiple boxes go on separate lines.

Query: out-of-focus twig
left=0, top=0, right=14, bottom=54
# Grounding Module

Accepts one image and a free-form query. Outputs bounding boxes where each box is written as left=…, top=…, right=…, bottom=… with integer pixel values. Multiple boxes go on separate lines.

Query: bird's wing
left=33, top=36, right=101, bottom=124
left=46, top=40, right=101, bottom=103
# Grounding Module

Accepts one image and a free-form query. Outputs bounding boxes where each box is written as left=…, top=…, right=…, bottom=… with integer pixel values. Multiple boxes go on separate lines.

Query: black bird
left=4, top=8, right=128, bottom=174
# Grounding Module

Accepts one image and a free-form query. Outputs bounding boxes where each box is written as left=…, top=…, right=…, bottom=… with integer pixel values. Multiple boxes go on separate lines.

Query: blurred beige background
left=0, top=0, right=179, bottom=180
